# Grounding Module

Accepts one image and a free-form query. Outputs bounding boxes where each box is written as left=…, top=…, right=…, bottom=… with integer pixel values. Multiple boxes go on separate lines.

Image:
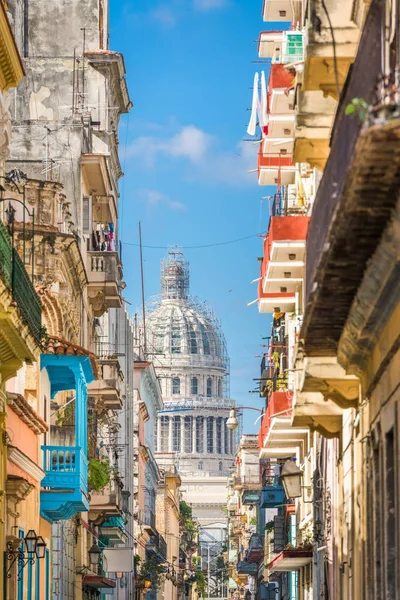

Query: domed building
left=146, top=247, right=236, bottom=528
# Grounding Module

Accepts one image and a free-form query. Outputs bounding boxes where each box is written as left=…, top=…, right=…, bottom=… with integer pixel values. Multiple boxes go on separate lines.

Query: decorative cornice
left=6, top=475, right=34, bottom=502
left=7, top=445, right=45, bottom=482
left=7, top=392, right=48, bottom=434
left=0, top=2, right=24, bottom=90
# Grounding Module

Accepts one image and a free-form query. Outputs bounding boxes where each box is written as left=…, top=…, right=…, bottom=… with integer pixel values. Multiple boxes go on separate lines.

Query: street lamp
left=226, top=406, right=263, bottom=431
left=6, top=530, right=47, bottom=582
left=280, top=459, right=303, bottom=498
left=89, top=543, right=101, bottom=565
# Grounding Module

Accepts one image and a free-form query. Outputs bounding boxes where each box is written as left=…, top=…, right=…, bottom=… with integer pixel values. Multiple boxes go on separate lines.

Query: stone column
left=221, top=419, right=225, bottom=455
left=180, top=416, right=185, bottom=453
left=157, top=418, right=161, bottom=452
left=192, top=416, right=197, bottom=453
left=203, top=416, right=208, bottom=453
left=168, top=416, right=173, bottom=452
left=213, top=417, right=217, bottom=455
left=226, top=422, right=230, bottom=455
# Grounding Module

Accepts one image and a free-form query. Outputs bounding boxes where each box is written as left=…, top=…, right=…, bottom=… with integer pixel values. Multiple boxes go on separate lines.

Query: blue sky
left=110, top=0, right=276, bottom=433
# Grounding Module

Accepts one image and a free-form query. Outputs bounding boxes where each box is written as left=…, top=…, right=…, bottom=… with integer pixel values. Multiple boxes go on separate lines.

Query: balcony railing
left=41, top=445, right=88, bottom=494
left=0, top=220, right=42, bottom=342
left=138, top=508, right=156, bottom=530
left=234, top=475, right=261, bottom=488
left=88, top=251, right=121, bottom=281
left=147, top=532, right=167, bottom=560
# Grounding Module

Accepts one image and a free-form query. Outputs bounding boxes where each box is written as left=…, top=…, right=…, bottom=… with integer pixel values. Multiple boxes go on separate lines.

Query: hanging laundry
left=260, top=71, right=269, bottom=137
left=247, top=72, right=260, bottom=136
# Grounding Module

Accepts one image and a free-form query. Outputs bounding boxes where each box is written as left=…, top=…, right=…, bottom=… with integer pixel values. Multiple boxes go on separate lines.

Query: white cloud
left=150, top=6, right=177, bottom=28
left=124, top=123, right=258, bottom=187
left=193, top=0, right=230, bottom=10
left=138, top=189, right=187, bottom=211
left=125, top=125, right=213, bottom=167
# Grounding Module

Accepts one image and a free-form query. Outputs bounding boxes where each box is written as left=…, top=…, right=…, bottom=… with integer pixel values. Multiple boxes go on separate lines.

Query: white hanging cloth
left=260, top=71, right=269, bottom=135
left=247, top=72, right=260, bottom=136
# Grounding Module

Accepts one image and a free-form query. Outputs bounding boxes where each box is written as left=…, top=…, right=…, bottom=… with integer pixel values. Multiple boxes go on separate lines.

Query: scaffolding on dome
left=160, top=245, right=189, bottom=300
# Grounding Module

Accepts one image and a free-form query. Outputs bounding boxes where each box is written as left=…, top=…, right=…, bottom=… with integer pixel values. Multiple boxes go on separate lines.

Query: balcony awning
left=268, top=549, right=312, bottom=571
left=82, top=575, right=116, bottom=589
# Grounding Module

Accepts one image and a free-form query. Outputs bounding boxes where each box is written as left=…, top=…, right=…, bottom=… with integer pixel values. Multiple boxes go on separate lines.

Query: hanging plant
left=88, top=456, right=111, bottom=491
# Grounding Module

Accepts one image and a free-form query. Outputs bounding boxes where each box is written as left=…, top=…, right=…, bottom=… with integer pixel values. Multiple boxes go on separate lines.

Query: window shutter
left=82, top=196, right=92, bottom=234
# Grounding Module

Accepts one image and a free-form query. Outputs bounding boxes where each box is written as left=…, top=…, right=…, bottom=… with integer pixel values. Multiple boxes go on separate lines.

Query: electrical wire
left=122, top=232, right=266, bottom=250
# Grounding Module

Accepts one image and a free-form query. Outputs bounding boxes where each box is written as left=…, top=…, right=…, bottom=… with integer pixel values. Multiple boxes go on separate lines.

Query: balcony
left=0, top=220, right=42, bottom=377
left=236, top=561, right=258, bottom=576
left=146, top=531, right=167, bottom=562
left=268, top=64, right=296, bottom=114
left=303, top=0, right=360, bottom=99
left=302, top=0, right=392, bottom=366
left=258, top=150, right=296, bottom=186
left=86, top=251, right=123, bottom=316
left=100, top=515, right=128, bottom=543
left=138, top=508, right=157, bottom=533
left=258, top=392, right=308, bottom=459
left=293, top=86, right=337, bottom=169
left=88, top=352, right=123, bottom=410
left=233, top=475, right=261, bottom=490
left=81, top=153, right=112, bottom=197
left=40, top=349, right=96, bottom=523
left=258, top=213, right=309, bottom=313
left=262, top=0, right=302, bottom=22
left=268, top=548, right=312, bottom=572
left=247, top=535, right=265, bottom=563
left=260, top=485, right=285, bottom=509
left=89, top=482, right=123, bottom=523
left=41, top=446, right=89, bottom=522
left=259, top=30, right=303, bottom=64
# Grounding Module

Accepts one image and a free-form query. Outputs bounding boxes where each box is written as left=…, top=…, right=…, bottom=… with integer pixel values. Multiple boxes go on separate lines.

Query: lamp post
left=226, top=406, right=264, bottom=431
left=6, top=530, right=47, bottom=581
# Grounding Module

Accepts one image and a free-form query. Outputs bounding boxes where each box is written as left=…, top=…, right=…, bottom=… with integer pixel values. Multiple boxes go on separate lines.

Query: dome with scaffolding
left=145, top=246, right=229, bottom=377
left=144, top=246, right=235, bottom=478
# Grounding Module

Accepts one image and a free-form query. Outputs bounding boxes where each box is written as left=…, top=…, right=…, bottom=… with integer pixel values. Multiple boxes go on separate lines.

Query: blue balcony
left=259, top=485, right=284, bottom=509
left=100, top=515, right=127, bottom=544
left=40, top=352, right=95, bottom=523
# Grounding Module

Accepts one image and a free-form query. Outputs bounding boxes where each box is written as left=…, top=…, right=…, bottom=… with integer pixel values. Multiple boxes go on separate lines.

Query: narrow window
left=216, top=417, right=222, bottom=453
left=217, top=379, right=222, bottom=398
left=207, top=378, right=212, bottom=398
left=196, top=417, right=204, bottom=453
left=207, top=417, right=214, bottom=453
left=198, top=461, right=203, bottom=471
left=189, top=329, right=198, bottom=354
left=191, top=377, right=198, bottom=395
left=172, top=377, right=180, bottom=395
left=184, top=416, right=193, bottom=453
left=160, top=416, right=169, bottom=452
left=172, top=416, right=181, bottom=451
left=219, top=461, right=223, bottom=472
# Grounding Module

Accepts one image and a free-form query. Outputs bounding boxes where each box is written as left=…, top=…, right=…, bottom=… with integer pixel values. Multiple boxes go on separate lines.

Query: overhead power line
left=121, top=232, right=266, bottom=250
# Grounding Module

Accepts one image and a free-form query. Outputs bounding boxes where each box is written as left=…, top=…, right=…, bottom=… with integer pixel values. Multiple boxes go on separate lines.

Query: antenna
left=139, top=222, right=147, bottom=357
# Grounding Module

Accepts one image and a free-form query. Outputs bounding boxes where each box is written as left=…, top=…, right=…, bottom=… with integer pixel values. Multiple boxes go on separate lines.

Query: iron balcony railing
left=0, top=220, right=42, bottom=342
left=138, top=508, right=156, bottom=530
left=148, top=532, right=167, bottom=559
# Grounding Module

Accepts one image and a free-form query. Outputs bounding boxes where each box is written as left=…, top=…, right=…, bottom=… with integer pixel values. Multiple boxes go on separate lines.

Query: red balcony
left=257, top=215, right=309, bottom=313
left=258, top=149, right=296, bottom=186
left=258, top=392, right=308, bottom=459
left=268, top=64, right=295, bottom=114
left=268, top=548, right=312, bottom=572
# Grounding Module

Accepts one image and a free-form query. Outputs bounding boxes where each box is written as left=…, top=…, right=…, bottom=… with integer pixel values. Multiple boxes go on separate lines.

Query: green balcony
left=0, top=219, right=42, bottom=343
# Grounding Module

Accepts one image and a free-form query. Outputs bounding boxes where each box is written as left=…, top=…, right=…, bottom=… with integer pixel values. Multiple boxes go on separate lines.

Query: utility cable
left=122, top=232, right=266, bottom=250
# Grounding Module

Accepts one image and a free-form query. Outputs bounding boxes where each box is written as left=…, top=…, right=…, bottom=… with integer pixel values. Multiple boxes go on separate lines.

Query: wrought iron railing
left=0, top=220, right=41, bottom=342
left=138, top=508, right=156, bottom=530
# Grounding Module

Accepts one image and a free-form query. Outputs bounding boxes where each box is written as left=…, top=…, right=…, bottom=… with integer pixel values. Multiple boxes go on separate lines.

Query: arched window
left=172, top=377, right=180, bottom=395
left=171, top=316, right=181, bottom=354
left=198, top=461, right=203, bottom=471
left=219, top=461, right=223, bottom=472
left=207, top=378, right=212, bottom=398
left=191, top=377, right=198, bottom=395
left=217, top=379, right=222, bottom=398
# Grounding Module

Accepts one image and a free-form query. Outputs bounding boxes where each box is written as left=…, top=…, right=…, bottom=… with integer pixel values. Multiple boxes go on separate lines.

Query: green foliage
left=55, top=403, right=74, bottom=426
left=345, top=97, right=369, bottom=121
left=141, top=556, right=165, bottom=590
left=134, top=554, right=141, bottom=566
left=249, top=517, right=257, bottom=526
left=195, top=570, right=207, bottom=597
left=88, top=456, right=111, bottom=491
left=180, top=500, right=198, bottom=535
left=265, top=520, right=274, bottom=533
